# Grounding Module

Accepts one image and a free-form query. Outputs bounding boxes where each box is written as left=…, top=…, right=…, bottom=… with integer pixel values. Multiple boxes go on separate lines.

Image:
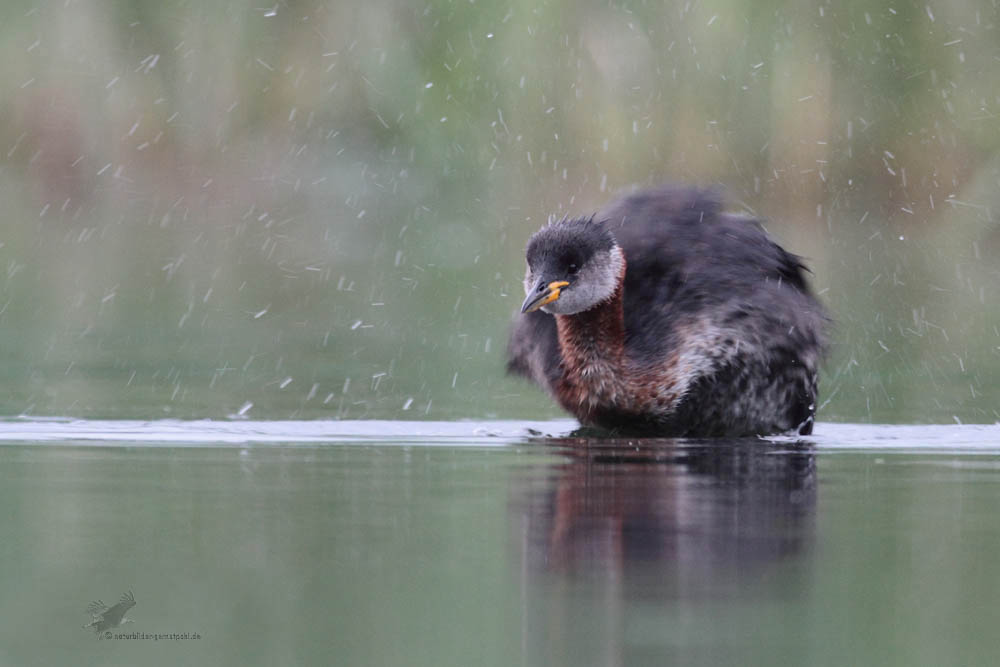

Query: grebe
left=506, top=185, right=828, bottom=437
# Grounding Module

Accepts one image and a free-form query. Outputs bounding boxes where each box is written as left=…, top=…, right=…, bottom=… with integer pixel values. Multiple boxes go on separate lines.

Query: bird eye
left=568, top=263, right=578, bottom=273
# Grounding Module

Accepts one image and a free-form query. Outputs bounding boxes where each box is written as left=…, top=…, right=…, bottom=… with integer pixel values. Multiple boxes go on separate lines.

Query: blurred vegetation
left=0, top=0, right=998, bottom=423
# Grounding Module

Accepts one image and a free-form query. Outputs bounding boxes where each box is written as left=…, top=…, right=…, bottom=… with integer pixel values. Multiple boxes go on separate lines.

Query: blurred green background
left=0, top=0, right=997, bottom=423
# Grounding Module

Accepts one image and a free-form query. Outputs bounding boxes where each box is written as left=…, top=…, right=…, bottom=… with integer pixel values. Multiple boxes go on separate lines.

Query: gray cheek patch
left=543, top=246, right=624, bottom=315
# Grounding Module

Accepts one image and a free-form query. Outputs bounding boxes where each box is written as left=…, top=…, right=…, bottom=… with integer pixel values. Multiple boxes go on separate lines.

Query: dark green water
left=2, top=420, right=999, bottom=666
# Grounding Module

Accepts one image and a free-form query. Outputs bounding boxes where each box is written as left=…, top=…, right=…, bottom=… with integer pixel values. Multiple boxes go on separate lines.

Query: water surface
left=2, top=420, right=999, bottom=666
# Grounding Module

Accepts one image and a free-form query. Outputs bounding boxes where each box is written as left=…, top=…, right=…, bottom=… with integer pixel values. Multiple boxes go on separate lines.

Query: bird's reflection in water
left=510, top=437, right=816, bottom=664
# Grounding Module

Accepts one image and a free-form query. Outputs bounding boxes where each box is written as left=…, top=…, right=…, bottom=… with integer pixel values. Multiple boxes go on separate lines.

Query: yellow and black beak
left=521, top=280, right=570, bottom=314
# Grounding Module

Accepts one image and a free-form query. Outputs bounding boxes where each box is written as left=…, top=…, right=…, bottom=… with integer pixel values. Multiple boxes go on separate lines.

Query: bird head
left=520, top=216, right=624, bottom=315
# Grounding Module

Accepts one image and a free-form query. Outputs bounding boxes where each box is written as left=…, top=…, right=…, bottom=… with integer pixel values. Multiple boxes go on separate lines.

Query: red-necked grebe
left=506, top=185, right=828, bottom=437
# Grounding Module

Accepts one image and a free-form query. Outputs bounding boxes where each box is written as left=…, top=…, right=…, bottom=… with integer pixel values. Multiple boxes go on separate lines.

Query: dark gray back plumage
left=507, top=185, right=828, bottom=436
left=602, top=187, right=820, bottom=360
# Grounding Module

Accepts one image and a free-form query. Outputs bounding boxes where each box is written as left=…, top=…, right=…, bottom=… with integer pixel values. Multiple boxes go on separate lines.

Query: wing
left=505, top=309, right=562, bottom=394
left=601, top=186, right=806, bottom=314
left=599, top=185, right=822, bottom=340
left=103, top=591, right=136, bottom=624
left=86, top=600, right=107, bottom=615
left=602, top=185, right=827, bottom=433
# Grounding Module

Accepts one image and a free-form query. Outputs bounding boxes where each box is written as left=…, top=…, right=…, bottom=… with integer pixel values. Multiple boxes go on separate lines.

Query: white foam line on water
left=0, top=418, right=579, bottom=447
left=793, top=422, right=1000, bottom=451
left=0, top=419, right=996, bottom=450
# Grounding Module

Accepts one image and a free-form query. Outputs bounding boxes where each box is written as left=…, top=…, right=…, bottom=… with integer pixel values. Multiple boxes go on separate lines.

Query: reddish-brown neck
left=552, top=261, right=628, bottom=410
left=554, top=283, right=626, bottom=368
